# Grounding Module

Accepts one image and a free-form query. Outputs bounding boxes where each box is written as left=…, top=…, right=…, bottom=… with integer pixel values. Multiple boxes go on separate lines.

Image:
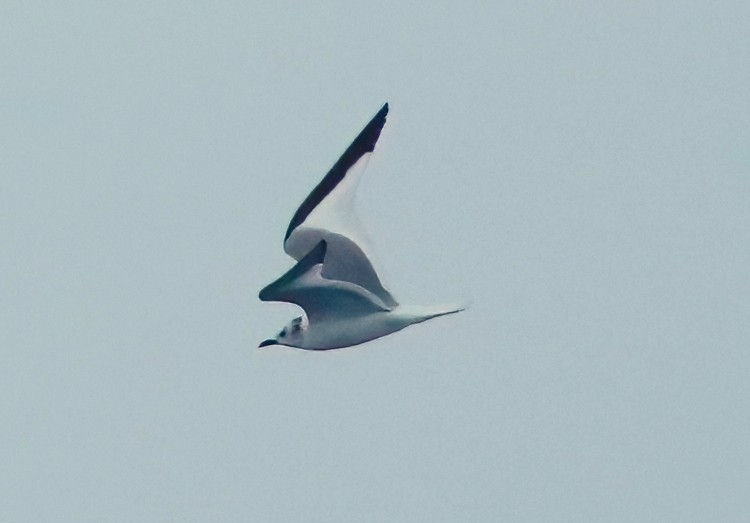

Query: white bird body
left=291, top=304, right=463, bottom=351
left=259, top=103, right=463, bottom=350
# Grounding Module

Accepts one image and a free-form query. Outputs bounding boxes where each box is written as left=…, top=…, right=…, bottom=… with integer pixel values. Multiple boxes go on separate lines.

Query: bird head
left=259, top=316, right=306, bottom=348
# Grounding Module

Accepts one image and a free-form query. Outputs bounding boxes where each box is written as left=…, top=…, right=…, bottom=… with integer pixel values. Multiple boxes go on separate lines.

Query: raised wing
left=260, top=240, right=390, bottom=323
left=283, top=103, right=398, bottom=307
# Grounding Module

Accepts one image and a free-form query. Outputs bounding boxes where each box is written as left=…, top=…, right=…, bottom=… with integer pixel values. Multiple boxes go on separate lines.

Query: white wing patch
left=282, top=105, right=397, bottom=307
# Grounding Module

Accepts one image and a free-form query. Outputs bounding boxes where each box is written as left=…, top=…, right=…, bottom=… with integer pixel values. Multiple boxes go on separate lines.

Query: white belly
left=301, top=311, right=414, bottom=350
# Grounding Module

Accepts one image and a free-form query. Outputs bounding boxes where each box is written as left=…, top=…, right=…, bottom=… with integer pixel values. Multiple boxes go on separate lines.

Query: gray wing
left=283, top=104, right=398, bottom=308
left=260, top=240, right=390, bottom=323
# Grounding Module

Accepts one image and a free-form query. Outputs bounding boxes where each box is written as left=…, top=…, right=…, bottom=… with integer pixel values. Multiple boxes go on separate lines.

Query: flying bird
left=259, top=103, right=463, bottom=350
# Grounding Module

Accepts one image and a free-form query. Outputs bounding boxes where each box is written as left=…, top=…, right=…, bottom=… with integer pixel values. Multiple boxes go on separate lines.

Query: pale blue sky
left=2, top=2, right=749, bottom=521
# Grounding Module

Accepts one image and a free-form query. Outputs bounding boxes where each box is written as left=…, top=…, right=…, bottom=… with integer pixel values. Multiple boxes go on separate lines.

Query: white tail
left=399, top=303, right=467, bottom=325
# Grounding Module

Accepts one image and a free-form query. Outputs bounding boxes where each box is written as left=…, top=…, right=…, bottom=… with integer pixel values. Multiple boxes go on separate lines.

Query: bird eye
left=279, top=330, right=286, bottom=337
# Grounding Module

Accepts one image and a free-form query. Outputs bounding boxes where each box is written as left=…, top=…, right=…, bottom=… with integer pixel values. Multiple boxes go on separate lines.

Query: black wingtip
left=356, top=103, right=389, bottom=152
left=283, top=105, right=391, bottom=242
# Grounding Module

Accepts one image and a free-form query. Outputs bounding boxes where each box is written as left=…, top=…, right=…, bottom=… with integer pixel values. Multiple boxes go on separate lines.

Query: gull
left=259, top=103, right=464, bottom=350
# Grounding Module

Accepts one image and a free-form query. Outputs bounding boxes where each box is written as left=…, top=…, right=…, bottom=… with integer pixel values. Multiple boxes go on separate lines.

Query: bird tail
left=402, top=303, right=467, bottom=324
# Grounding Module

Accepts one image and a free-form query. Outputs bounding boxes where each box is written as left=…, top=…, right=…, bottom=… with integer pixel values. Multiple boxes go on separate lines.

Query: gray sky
left=2, top=2, right=749, bottom=521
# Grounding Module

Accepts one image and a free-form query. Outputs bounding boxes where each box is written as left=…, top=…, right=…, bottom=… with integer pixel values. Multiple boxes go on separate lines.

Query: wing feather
left=260, top=240, right=390, bottom=323
left=284, top=103, right=388, bottom=243
left=282, top=104, right=398, bottom=307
